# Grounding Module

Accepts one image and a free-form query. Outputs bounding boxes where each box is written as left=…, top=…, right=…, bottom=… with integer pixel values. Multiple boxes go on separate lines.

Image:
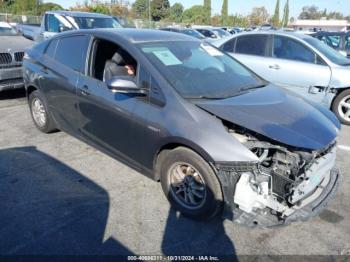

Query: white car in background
left=213, top=31, right=350, bottom=125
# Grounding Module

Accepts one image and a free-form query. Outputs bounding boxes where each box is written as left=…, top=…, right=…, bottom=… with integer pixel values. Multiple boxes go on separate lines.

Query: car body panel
left=195, top=85, right=339, bottom=150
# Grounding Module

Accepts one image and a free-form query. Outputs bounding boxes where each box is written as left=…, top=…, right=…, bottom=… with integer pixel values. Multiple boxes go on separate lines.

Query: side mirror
left=106, top=76, right=147, bottom=95
left=59, top=26, right=71, bottom=33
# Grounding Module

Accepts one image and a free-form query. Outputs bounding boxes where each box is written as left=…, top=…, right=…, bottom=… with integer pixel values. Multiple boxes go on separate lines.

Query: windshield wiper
left=238, top=83, right=267, bottom=92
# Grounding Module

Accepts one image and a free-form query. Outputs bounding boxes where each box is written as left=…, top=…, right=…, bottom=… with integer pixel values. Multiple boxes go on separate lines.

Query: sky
left=46, top=0, right=350, bottom=18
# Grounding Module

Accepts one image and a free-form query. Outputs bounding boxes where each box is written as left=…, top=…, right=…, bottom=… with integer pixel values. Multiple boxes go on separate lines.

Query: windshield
left=212, top=28, right=230, bottom=38
left=305, top=37, right=350, bottom=66
left=66, top=16, right=122, bottom=29
left=182, top=29, right=205, bottom=39
left=0, top=23, right=17, bottom=36
left=139, top=41, right=265, bottom=99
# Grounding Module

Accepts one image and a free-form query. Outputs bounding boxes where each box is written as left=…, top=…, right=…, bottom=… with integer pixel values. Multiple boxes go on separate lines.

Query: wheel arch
left=153, top=138, right=216, bottom=181
left=26, top=85, right=39, bottom=100
left=330, top=87, right=350, bottom=109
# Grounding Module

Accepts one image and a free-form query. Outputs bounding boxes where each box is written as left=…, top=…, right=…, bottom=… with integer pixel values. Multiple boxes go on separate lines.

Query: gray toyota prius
left=23, top=29, right=341, bottom=227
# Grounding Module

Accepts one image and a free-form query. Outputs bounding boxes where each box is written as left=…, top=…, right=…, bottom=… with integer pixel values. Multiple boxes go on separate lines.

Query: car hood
left=0, top=35, right=33, bottom=53
left=194, top=85, right=340, bottom=150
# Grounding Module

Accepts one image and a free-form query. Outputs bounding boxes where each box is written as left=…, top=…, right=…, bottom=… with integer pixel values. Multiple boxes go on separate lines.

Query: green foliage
left=221, top=0, right=228, bottom=25
left=203, top=0, right=211, bottom=24
left=228, top=14, right=249, bottom=27
left=168, top=3, right=184, bottom=22
left=272, top=0, right=280, bottom=27
left=132, top=0, right=149, bottom=19
left=250, top=6, right=269, bottom=26
left=282, top=0, right=289, bottom=27
left=182, top=5, right=206, bottom=24
left=151, top=0, right=170, bottom=21
left=298, top=5, right=322, bottom=20
left=0, top=0, right=63, bottom=15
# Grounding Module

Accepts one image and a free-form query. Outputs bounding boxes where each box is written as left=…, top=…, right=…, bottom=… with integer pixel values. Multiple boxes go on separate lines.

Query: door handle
left=269, top=64, right=281, bottom=70
left=79, top=85, right=90, bottom=96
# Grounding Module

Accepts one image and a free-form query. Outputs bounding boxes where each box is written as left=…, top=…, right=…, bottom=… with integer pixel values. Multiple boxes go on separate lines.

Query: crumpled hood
left=0, top=35, right=33, bottom=53
left=195, top=84, right=341, bottom=150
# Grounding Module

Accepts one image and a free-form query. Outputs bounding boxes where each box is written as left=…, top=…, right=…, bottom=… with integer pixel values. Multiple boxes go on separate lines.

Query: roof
left=45, top=10, right=112, bottom=18
left=212, top=31, right=315, bottom=47
left=290, top=19, right=350, bottom=27
left=60, top=28, right=199, bottom=43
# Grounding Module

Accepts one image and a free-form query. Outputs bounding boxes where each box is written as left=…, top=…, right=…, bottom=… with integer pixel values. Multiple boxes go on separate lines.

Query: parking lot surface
left=0, top=89, right=350, bottom=257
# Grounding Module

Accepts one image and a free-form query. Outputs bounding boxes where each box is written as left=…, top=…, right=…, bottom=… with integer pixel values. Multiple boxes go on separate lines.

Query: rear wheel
left=332, top=89, right=350, bottom=125
left=159, top=147, right=223, bottom=220
left=29, top=90, right=56, bottom=133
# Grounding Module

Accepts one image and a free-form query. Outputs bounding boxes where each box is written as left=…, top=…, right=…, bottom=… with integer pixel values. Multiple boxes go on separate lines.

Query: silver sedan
left=213, top=31, right=350, bottom=125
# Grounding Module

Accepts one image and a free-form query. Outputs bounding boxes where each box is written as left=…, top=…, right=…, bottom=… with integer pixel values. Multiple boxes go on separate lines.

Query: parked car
left=310, top=31, right=350, bottom=58
left=17, top=11, right=122, bottom=42
left=193, top=27, right=230, bottom=39
left=0, top=22, right=33, bottom=92
left=23, top=29, right=340, bottom=228
left=159, top=27, right=205, bottom=39
left=213, top=31, right=350, bottom=125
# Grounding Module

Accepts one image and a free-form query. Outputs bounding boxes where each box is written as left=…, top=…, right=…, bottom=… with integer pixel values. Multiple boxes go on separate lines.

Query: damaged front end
left=216, top=124, right=339, bottom=228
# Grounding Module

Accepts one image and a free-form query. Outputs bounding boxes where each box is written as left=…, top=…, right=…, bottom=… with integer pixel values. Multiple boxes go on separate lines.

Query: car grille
left=0, top=53, right=12, bottom=64
left=14, top=52, right=24, bottom=62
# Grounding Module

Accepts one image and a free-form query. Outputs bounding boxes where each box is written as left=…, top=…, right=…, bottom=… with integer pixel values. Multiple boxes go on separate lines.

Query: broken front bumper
left=217, top=165, right=340, bottom=227
left=0, top=66, right=24, bottom=91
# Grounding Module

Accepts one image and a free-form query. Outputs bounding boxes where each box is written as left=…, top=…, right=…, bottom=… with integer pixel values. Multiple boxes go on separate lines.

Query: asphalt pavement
left=0, top=89, right=349, bottom=257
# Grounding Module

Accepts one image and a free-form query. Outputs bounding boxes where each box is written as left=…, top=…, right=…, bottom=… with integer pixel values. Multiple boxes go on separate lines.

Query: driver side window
left=89, top=38, right=138, bottom=84
left=46, top=14, right=63, bottom=33
left=273, top=36, right=316, bottom=64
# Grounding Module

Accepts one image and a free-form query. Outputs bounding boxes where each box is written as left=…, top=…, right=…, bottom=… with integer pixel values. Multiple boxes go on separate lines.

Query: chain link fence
left=0, top=13, right=41, bottom=25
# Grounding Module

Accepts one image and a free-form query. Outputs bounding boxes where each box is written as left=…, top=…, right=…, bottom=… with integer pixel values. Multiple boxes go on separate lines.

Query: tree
left=250, top=7, right=269, bottom=26
left=182, top=5, right=206, bottom=24
left=228, top=14, right=249, bottom=27
left=203, top=0, right=211, bottom=24
left=282, top=0, right=289, bottom=27
left=271, top=0, right=280, bottom=27
left=168, top=2, right=183, bottom=22
left=298, top=6, right=322, bottom=20
left=132, top=0, right=149, bottom=19
left=150, top=0, right=170, bottom=21
left=221, top=0, right=228, bottom=25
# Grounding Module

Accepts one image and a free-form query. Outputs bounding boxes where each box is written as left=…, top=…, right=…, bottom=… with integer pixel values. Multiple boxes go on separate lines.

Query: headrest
left=111, top=49, right=133, bottom=65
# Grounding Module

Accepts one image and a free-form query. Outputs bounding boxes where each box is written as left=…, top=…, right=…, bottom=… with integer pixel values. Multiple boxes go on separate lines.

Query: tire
left=332, top=89, right=350, bottom=125
left=29, top=90, right=56, bottom=133
left=159, top=147, right=223, bottom=220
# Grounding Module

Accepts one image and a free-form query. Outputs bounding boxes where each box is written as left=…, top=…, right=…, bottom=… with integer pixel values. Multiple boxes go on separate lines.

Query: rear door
left=39, top=35, right=90, bottom=134
left=265, top=35, right=332, bottom=104
left=222, top=34, right=272, bottom=80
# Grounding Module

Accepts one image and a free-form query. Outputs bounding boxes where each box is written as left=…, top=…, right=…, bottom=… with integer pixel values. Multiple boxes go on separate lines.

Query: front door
left=266, top=35, right=332, bottom=105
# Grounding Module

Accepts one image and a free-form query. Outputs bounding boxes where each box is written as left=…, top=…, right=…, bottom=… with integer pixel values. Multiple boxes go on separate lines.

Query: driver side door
left=265, top=35, right=332, bottom=105
left=76, top=37, right=144, bottom=169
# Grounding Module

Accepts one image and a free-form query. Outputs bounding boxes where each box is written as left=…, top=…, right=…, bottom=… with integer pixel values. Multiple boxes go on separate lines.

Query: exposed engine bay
left=222, top=123, right=338, bottom=227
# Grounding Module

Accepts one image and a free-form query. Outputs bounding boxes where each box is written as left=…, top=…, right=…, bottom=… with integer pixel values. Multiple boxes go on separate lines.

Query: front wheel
left=332, top=89, right=350, bottom=125
left=159, top=147, right=223, bottom=220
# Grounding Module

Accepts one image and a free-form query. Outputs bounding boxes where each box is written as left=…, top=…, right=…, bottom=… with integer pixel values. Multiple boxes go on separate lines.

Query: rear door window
left=273, top=35, right=316, bottom=63
left=45, top=39, right=58, bottom=58
left=55, top=35, right=90, bottom=73
left=235, top=35, right=269, bottom=56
